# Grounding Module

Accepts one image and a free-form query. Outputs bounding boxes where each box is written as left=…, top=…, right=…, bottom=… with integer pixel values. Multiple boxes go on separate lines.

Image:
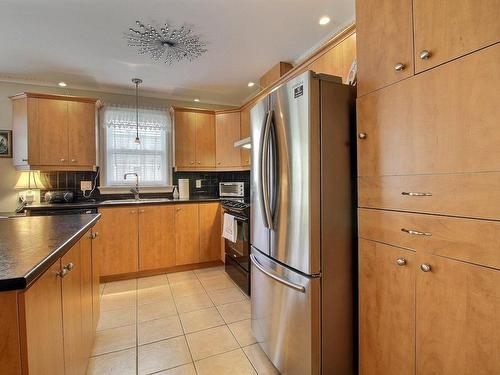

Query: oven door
left=224, top=214, right=250, bottom=271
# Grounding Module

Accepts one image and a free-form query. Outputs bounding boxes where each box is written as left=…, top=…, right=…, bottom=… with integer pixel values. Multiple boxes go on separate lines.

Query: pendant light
left=132, top=78, right=143, bottom=144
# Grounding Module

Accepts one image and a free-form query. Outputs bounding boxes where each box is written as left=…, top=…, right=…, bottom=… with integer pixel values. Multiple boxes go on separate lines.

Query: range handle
left=250, top=253, right=306, bottom=293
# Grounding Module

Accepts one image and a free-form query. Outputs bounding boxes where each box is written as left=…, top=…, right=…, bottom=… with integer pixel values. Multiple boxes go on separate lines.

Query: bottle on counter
left=172, top=185, right=179, bottom=199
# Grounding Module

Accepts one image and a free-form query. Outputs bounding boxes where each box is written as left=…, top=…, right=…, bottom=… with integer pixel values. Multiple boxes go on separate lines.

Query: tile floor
left=87, top=266, right=279, bottom=375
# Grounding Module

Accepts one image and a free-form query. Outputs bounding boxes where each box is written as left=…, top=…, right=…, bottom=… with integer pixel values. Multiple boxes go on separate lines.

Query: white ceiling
left=0, top=0, right=355, bottom=106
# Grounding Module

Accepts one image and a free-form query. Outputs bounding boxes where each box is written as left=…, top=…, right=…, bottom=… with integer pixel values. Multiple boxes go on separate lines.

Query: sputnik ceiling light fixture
left=126, top=21, right=207, bottom=65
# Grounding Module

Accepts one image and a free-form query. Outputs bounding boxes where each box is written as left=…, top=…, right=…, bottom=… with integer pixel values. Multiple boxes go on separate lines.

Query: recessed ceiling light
left=319, top=16, right=330, bottom=25
left=248, top=82, right=255, bottom=87
left=58, top=82, right=67, bottom=87
left=194, top=98, right=200, bottom=102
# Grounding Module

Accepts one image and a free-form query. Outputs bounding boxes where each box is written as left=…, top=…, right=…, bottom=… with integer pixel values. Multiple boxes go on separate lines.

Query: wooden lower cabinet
left=175, top=204, right=200, bottom=266
left=359, top=239, right=415, bottom=375
left=80, top=231, right=95, bottom=354
left=139, top=205, right=176, bottom=270
left=199, top=202, right=221, bottom=262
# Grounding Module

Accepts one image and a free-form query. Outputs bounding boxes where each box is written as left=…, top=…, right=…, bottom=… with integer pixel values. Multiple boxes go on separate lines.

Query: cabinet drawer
left=357, top=43, right=500, bottom=177
left=358, top=173, right=500, bottom=221
left=359, top=208, right=500, bottom=270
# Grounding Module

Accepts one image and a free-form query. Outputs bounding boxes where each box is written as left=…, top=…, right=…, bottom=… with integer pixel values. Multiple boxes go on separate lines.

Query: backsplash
left=38, top=169, right=250, bottom=202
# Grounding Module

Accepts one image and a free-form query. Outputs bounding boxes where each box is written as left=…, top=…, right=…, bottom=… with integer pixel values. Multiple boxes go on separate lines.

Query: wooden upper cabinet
left=175, top=204, right=200, bottom=266
left=240, top=108, right=251, bottom=167
left=359, top=239, right=415, bottom=375
left=38, top=98, right=69, bottom=166
left=174, top=110, right=197, bottom=168
left=68, top=101, right=96, bottom=167
left=199, top=202, right=221, bottom=263
left=355, top=0, right=414, bottom=96
left=98, top=206, right=139, bottom=276
left=416, top=253, right=500, bottom=375
left=195, top=112, right=216, bottom=168
left=413, top=0, right=500, bottom=73
left=139, top=205, right=176, bottom=270
left=216, top=111, right=241, bottom=168
left=357, top=43, right=500, bottom=177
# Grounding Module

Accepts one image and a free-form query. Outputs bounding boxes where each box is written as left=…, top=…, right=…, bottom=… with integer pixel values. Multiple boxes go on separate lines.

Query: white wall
left=0, top=82, right=228, bottom=212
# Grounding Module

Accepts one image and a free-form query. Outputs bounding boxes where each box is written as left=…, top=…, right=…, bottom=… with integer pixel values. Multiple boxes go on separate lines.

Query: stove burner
left=221, top=199, right=250, bottom=211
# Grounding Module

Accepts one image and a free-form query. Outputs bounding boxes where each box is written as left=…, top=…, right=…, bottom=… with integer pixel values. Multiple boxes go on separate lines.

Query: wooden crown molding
left=9, top=92, right=98, bottom=103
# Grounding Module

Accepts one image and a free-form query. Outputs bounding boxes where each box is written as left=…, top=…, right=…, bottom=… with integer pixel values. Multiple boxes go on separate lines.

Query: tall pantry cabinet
left=355, top=0, right=500, bottom=374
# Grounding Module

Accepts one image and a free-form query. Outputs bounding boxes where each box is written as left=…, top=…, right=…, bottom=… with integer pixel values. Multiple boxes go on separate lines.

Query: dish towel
left=223, top=213, right=238, bottom=243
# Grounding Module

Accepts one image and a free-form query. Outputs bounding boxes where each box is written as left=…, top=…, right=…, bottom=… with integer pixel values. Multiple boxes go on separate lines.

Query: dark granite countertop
left=25, top=196, right=221, bottom=211
left=0, top=214, right=100, bottom=292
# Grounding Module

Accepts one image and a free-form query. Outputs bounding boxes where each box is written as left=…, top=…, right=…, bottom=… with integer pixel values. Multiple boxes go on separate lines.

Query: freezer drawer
left=250, top=247, right=320, bottom=375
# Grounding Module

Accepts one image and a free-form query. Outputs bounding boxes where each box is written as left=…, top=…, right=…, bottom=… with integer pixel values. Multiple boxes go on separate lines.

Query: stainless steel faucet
left=124, top=172, right=140, bottom=200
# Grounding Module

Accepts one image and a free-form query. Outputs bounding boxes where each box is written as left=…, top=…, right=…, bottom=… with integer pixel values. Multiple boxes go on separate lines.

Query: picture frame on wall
left=0, top=130, right=12, bottom=158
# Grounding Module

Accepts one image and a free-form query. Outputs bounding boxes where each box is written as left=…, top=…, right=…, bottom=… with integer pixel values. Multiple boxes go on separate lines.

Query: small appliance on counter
left=44, top=191, right=74, bottom=203
left=220, top=182, right=250, bottom=295
left=178, top=179, right=190, bottom=199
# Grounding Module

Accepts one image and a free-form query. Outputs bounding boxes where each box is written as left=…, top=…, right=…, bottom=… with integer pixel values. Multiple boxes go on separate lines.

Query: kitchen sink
left=99, top=198, right=173, bottom=205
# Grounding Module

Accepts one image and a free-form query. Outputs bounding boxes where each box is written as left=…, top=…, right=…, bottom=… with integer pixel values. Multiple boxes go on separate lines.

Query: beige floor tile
left=138, top=336, right=192, bottom=375
left=138, top=274, right=169, bottom=289
left=102, top=279, right=137, bottom=295
left=174, top=292, right=213, bottom=313
left=195, top=349, right=257, bottom=375
left=207, top=286, right=247, bottom=306
left=100, top=290, right=136, bottom=312
left=243, top=344, right=279, bottom=375
left=170, top=280, right=205, bottom=298
left=138, top=300, right=178, bottom=322
left=97, top=306, right=136, bottom=331
left=179, top=307, right=225, bottom=334
left=92, top=324, right=136, bottom=356
left=186, top=325, right=239, bottom=360
left=86, top=348, right=136, bottom=375
left=217, top=300, right=251, bottom=324
left=228, top=319, right=256, bottom=347
left=139, top=315, right=184, bottom=345
left=138, top=285, right=173, bottom=305
left=153, top=363, right=197, bottom=375
left=167, top=270, right=197, bottom=284
left=194, top=267, right=225, bottom=279
left=199, top=275, right=235, bottom=291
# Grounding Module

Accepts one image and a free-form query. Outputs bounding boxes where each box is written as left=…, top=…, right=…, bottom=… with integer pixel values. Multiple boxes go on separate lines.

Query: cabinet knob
left=57, top=268, right=69, bottom=278
left=420, top=263, right=432, bottom=272
left=394, top=63, right=405, bottom=71
left=139, top=209, right=145, bottom=213
left=65, top=262, right=75, bottom=271
left=358, top=132, right=367, bottom=140
left=94, top=231, right=99, bottom=238
left=419, top=50, right=431, bottom=60
left=396, top=257, right=407, bottom=266
left=60, top=158, right=65, bottom=162
left=190, top=161, right=194, bottom=164
left=131, top=210, right=136, bottom=214
left=217, top=162, right=221, bottom=165
left=176, top=208, right=182, bottom=212
left=197, top=161, right=201, bottom=164
left=71, top=159, right=76, bottom=163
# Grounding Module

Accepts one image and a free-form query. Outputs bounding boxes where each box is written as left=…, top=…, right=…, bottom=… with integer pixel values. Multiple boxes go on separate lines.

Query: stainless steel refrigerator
left=250, top=71, right=356, bottom=375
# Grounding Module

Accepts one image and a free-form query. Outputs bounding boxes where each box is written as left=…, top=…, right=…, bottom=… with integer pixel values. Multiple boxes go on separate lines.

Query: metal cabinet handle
left=250, top=254, right=306, bottom=293
left=401, top=228, right=432, bottom=236
left=65, top=262, right=75, bottom=271
left=139, top=209, right=145, bottom=213
left=420, top=263, right=432, bottom=272
left=57, top=268, right=68, bottom=278
left=394, top=63, right=405, bottom=71
left=71, top=159, right=76, bottom=163
left=94, top=231, right=99, bottom=238
left=396, top=257, right=407, bottom=266
left=217, top=162, right=221, bottom=165
left=401, top=192, right=432, bottom=197
left=197, top=161, right=201, bottom=164
left=176, top=208, right=181, bottom=211
left=60, top=158, right=65, bottom=162
left=420, top=50, right=431, bottom=60
left=130, top=210, right=136, bottom=214
left=358, top=132, right=367, bottom=139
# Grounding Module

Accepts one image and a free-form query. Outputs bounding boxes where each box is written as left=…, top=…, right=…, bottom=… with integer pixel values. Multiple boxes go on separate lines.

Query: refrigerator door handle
left=258, top=111, right=270, bottom=229
left=269, top=113, right=279, bottom=222
left=250, top=253, right=306, bottom=293
left=261, top=110, right=274, bottom=229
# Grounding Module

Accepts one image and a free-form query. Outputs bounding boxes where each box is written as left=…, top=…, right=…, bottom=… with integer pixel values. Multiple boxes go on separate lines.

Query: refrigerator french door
left=250, top=71, right=355, bottom=375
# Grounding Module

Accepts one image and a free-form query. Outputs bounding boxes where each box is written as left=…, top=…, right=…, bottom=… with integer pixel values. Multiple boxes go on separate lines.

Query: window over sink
left=100, top=105, right=172, bottom=190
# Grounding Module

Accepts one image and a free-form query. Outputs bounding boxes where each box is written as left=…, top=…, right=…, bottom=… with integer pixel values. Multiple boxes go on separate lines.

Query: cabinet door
left=91, top=228, right=101, bottom=331
left=38, top=98, right=69, bottom=165
left=61, top=242, right=84, bottom=375
left=413, top=0, right=500, bottom=73
left=175, top=204, right=200, bottom=265
left=359, top=239, right=415, bottom=375
left=80, top=230, right=94, bottom=354
left=216, top=112, right=241, bottom=167
left=174, top=111, right=196, bottom=168
left=357, top=44, right=500, bottom=177
left=22, top=260, right=65, bottom=375
left=68, top=101, right=96, bottom=167
left=355, top=0, right=414, bottom=96
left=416, top=253, right=500, bottom=374
left=195, top=113, right=216, bottom=168
left=139, top=205, right=176, bottom=270
left=199, top=202, right=221, bottom=262
left=240, top=109, right=251, bottom=167
left=98, top=207, right=139, bottom=276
